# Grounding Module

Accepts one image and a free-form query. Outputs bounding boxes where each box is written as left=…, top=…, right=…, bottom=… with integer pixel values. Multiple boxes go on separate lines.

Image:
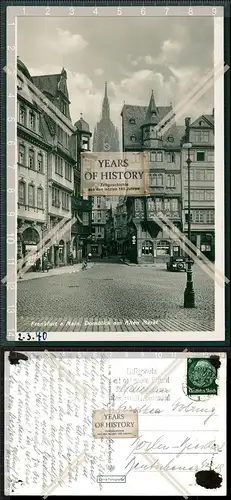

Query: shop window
left=142, top=240, right=153, bottom=255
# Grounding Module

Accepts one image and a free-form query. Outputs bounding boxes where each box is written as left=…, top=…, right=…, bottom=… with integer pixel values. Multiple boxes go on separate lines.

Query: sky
left=17, top=16, right=214, bottom=141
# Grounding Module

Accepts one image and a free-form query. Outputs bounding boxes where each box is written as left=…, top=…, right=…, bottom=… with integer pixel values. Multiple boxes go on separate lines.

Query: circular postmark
left=182, top=382, right=212, bottom=402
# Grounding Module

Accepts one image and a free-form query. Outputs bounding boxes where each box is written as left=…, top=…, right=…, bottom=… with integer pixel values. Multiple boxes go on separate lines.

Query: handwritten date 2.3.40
left=17, top=332, right=48, bottom=341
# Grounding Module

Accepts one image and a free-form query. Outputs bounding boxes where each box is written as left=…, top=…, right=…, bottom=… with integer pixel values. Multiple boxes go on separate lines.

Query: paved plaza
left=17, top=258, right=215, bottom=333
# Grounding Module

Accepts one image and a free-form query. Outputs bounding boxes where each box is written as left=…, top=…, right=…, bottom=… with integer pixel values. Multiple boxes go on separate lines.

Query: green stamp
left=187, top=358, right=218, bottom=395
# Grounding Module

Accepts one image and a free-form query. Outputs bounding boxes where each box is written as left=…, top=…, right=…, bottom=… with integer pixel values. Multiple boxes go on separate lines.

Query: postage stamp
left=187, top=357, right=218, bottom=395
left=92, top=409, right=138, bottom=439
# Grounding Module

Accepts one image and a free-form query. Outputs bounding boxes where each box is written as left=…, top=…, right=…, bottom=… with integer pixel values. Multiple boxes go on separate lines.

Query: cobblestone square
left=17, top=260, right=215, bottom=334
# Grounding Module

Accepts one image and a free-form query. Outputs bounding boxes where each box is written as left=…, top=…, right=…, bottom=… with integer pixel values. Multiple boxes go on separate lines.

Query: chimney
left=185, top=117, right=191, bottom=128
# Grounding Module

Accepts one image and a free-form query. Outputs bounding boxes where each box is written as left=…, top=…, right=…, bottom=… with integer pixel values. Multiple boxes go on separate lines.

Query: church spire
left=144, top=90, right=158, bottom=125
left=102, top=81, right=110, bottom=121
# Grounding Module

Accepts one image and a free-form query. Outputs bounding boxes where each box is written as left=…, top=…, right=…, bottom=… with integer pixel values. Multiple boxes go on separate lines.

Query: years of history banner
left=81, top=152, right=149, bottom=196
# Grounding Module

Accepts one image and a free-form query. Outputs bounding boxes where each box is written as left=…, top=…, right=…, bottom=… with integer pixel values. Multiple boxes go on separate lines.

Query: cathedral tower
left=93, top=82, right=120, bottom=152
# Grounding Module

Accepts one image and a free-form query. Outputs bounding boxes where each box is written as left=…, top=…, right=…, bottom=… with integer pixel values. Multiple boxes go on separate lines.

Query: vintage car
left=166, top=256, right=187, bottom=272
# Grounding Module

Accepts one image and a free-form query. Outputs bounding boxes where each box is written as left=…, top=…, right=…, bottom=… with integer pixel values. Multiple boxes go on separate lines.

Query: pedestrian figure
left=87, top=252, right=92, bottom=262
left=69, top=252, right=74, bottom=265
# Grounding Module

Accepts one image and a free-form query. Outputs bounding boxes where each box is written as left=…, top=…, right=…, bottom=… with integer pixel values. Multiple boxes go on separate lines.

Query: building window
left=130, top=135, right=137, bottom=142
left=37, top=187, right=43, bottom=208
left=167, top=153, right=175, bottom=163
left=207, top=151, right=214, bottom=162
left=166, top=174, right=175, bottom=187
left=28, top=149, right=35, bottom=169
left=129, top=118, right=136, bottom=124
left=194, top=131, right=201, bottom=143
left=28, top=184, right=35, bottom=207
left=52, top=187, right=61, bottom=207
left=150, top=152, right=156, bottom=162
left=62, top=192, right=69, bottom=210
left=135, top=198, right=144, bottom=211
left=96, top=197, right=101, bottom=206
left=194, top=131, right=209, bottom=143
left=205, top=190, right=214, bottom=201
left=205, top=170, right=214, bottom=181
left=149, top=173, right=157, bottom=186
left=37, top=153, right=43, bottom=173
left=147, top=198, right=155, bottom=210
left=29, top=111, right=36, bottom=130
left=65, top=162, right=72, bottom=181
left=191, top=190, right=205, bottom=201
left=205, top=210, right=215, bottom=223
left=196, top=151, right=205, bottom=162
left=19, top=106, right=26, bottom=126
left=155, top=198, right=162, bottom=211
left=55, top=156, right=63, bottom=176
left=18, top=144, right=25, bottom=165
left=201, top=131, right=209, bottom=142
left=18, top=181, right=25, bottom=204
left=157, top=174, right=163, bottom=186
left=157, top=152, right=163, bottom=162
left=195, top=210, right=204, bottom=223
left=60, top=101, right=67, bottom=116
left=171, top=199, right=178, bottom=211
left=164, top=199, right=171, bottom=211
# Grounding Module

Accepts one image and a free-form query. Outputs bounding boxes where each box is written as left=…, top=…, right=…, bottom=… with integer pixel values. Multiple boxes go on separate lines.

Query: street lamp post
left=183, top=143, right=195, bottom=308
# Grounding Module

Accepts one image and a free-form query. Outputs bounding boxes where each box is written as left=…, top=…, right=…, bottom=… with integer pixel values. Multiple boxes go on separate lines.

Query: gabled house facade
left=121, top=91, right=184, bottom=264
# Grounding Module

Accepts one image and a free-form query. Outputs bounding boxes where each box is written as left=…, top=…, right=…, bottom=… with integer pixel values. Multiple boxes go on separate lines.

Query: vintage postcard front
left=3, top=5, right=228, bottom=343
left=4, top=351, right=226, bottom=496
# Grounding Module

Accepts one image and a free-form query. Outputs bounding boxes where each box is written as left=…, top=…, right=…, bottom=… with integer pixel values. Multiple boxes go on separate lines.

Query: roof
left=32, top=74, right=61, bottom=100
left=190, top=114, right=214, bottom=128
left=17, top=58, right=32, bottom=81
left=75, top=117, right=90, bottom=132
left=121, top=104, right=173, bottom=148
left=201, top=114, right=214, bottom=126
left=32, top=69, right=71, bottom=120
left=143, top=90, right=158, bottom=126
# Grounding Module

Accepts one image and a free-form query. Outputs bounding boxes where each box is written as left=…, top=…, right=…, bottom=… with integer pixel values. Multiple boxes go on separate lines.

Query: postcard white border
left=5, top=7, right=226, bottom=342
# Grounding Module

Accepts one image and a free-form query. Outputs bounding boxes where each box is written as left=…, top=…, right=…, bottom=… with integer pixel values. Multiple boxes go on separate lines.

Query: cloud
left=162, top=39, right=182, bottom=60
left=94, top=68, right=104, bottom=76
left=49, top=29, right=88, bottom=55
left=128, top=38, right=182, bottom=68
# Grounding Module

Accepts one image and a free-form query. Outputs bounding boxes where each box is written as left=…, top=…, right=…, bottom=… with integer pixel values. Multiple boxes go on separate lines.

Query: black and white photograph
left=9, top=8, right=225, bottom=341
